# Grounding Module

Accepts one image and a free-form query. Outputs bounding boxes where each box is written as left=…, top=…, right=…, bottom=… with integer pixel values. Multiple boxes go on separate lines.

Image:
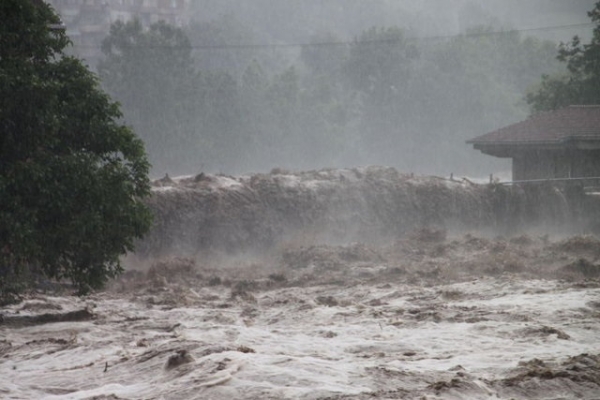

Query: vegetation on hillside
left=527, top=1, right=600, bottom=112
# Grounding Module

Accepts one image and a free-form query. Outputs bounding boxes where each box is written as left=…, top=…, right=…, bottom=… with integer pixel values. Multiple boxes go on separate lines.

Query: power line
left=72, top=22, right=594, bottom=50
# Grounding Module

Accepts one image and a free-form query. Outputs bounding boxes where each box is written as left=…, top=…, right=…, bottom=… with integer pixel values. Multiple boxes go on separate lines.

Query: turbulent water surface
left=2, top=232, right=600, bottom=399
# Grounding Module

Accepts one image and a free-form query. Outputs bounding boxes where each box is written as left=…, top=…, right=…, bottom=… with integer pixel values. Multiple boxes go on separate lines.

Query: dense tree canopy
left=527, top=1, right=600, bottom=112
left=0, top=0, right=152, bottom=298
left=341, top=27, right=420, bottom=163
left=98, top=19, right=204, bottom=174
left=99, top=19, right=248, bottom=175
left=94, top=8, right=564, bottom=176
left=402, top=27, right=562, bottom=171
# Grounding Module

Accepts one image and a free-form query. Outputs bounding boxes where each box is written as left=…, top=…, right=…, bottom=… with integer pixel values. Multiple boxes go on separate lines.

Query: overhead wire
left=71, top=22, right=594, bottom=50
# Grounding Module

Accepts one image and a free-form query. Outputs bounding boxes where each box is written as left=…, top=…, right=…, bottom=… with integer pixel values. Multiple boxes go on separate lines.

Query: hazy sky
left=190, top=0, right=596, bottom=44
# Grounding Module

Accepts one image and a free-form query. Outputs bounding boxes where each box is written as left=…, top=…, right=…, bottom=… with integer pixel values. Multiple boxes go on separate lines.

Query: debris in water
left=165, top=349, right=194, bottom=370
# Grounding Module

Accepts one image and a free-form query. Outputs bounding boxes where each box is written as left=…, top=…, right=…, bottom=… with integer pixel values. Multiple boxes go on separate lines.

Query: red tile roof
left=467, top=105, right=600, bottom=145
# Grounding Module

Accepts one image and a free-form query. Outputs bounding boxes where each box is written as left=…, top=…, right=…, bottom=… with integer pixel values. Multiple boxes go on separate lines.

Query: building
left=45, top=0, right=190, bottom=66
left=467, top=105, right=600, bottom=182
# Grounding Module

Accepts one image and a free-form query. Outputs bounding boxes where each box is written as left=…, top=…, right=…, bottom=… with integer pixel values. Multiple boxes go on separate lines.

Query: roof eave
left=470, top=141, right=563, bottom=158
left=470, top=138, right=600, bottom=158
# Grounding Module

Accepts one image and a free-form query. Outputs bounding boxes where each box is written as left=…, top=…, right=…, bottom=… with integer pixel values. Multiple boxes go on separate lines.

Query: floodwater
left=2, top=234, right=600, bottom=399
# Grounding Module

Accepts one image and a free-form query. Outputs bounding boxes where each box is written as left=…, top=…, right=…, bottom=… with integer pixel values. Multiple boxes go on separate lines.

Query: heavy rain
left=2, top=1, right=600, bottom=399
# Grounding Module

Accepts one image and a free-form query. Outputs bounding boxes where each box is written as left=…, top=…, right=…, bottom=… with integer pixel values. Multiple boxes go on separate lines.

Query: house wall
left=512, top=149, right=600, bottom=182
left=572, top=150, right=600, bottom=178
left=512, top=151, right=555, bottom=181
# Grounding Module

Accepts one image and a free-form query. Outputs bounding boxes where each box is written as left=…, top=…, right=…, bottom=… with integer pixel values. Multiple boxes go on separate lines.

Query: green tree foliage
left=98, top=19, right=244, bottom=174
left=187, top=14, right=267, bottom=77
left=407, top=27, right=562, bottom=170
left=301, top=32, right=348, bottom=76
left=337, top=25, right=561, bottom=172
left=198, top=70, right=243, bottom=169
left=527, top=1, right=600, bottom=112
left=342, top=27, right=420, bottom=163
left=344, top=27, right=418, bottom=95
left=98, top=20, right=204, bottom=174
left=236, top=61, right=352, bottom=170
left=0, top=1, right=152, bottom=298
left=94, top=14, right=564, bottom=176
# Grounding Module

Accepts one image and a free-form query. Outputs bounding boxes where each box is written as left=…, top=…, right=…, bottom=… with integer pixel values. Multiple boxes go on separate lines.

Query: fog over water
left=86, top=1, right=597, bottom=178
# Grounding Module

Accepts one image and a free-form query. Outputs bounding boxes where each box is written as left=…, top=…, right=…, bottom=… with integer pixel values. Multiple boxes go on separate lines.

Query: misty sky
left=190, top=0, right=596, bottom=44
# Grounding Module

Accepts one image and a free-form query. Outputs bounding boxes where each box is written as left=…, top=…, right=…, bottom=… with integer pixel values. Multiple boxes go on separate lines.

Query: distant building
left=45, top=0, right=190, bottom=65
left=468, top=105, right=600, bottom=182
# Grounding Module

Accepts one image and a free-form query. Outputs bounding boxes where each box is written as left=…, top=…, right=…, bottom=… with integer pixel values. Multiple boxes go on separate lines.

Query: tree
left=334, top=24, right=561, bottom=173
left=406, top=26, right=562, bottom=172
left=187, top=14, right=264, bottom=77
left=342, top=27, right=419, bottom=164
left=527, top=1, right=600, bottom=112
left=0, top=1, right=152, bottom=298
left=301, top=32, right=348, bottom=76
left=344, top=27, right=418, bottom=96
left=98, top=19, right=204, bottom=175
